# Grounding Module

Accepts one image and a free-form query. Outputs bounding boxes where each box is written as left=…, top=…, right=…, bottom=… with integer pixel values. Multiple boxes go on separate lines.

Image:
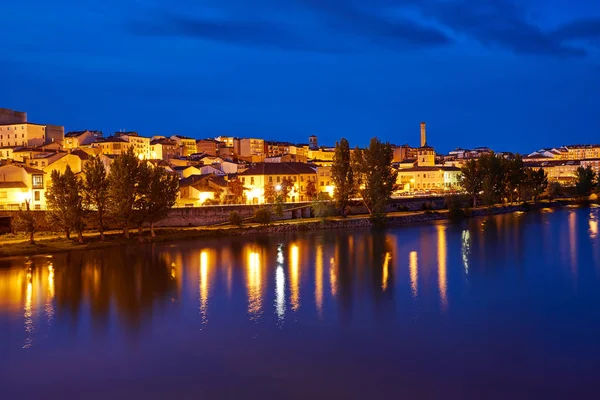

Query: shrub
left=312, top=201, right=337, bottom=221
left=229, top=211, right=243, bottom=227
left=254, top=208, right=272, bottom=226
left=445, top=195, right=469, bottom=221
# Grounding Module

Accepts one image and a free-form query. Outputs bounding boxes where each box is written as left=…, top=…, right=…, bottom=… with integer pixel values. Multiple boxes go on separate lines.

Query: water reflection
left=199, top=250, right=209, bottom=324
left=461, top=230, right=470, bottom=275
left=409, top=251, right=418, bottom=299
left=275, top=243, right=286, bottom=322
left=290, top=245, right=300, bottom=312
left=315, top=244, right=324, bottom=316
left=437, top=225, right=448, bottom=311
left=569, top=211, right=577, bottom=277
left=247, top=250, right=262, bottom=321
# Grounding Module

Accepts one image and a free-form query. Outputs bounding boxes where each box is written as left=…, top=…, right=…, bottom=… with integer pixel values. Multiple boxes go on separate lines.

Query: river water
left=1, top=207, right=600, bottom=399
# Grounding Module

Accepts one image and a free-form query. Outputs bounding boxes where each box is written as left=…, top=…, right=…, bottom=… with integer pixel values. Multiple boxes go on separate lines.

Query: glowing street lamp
left=275, top=184, right=282, bottom=192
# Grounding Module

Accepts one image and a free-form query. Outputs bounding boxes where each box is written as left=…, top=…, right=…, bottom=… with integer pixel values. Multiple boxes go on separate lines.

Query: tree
left=135, top=163, right=179, bottom=238
left=331, top=138, right=354, bottom=216
left=351, top=138, right=397, bottom=225
left=280, top=177, right=294, bottom=202
left=575, top=166, right=596, bottom=197
left=546, top=181, right=562, bottom=200
left=46, top=166, right=86, bottom=242
left=13, top=201, right=43, bottom=244
left=522, top=168, right=548, bottom=202
left=459, top=159, right=482, bottom=208
left=264, top=182, right=277, bottom=204
left=305, top=179, right=317, bottom=201
left=108, top=148, right=140, bottom=238
left=83, top=155, right=109, bottom=240
left=229, top=211, right=243, bottom=227
left=228, top=178, right=245, bottom=204
left=506, top=154, right=525, bottom=203
left=478, top=153, right=507, bottom=205
left=254, top=207, right=272, bottom=226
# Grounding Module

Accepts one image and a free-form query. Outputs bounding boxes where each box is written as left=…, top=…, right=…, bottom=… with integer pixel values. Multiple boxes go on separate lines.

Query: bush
left=254, top=208, right=272, bottom=226
left=445, top=195, right=469, bottom=221
left=311, top=201, right=337, bottom=221
left=203, top=198, right=220, bottom=206
left=229, top=211, right=243, bottom=227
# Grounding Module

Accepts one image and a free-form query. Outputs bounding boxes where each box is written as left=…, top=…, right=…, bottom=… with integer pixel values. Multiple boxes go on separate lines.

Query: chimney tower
left=420, top=122, right=426, bottom=147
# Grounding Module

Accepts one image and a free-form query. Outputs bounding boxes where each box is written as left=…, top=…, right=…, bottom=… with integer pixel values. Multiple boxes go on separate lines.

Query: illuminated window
left=32, top=175, right=43, bottom=189
left=34, top=191, right=40, bottom=201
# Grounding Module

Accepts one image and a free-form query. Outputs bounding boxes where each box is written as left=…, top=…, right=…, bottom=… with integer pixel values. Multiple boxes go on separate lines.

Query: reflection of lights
left=275, top=266, right=285, bottom=321
left=290, top=245, right=300, bottom=311
left=461, top=230, right=471, bottom=275
left=382, top=252, right=391, bottom=291
left=315, top=245, right=323, bottom=315
left=437, top=225, right=448, bottom=311
left=199, top=251, right=209, bottom=324
left=589, top=213, right=598, bottom=239
left=23, top=276, right=33, bottom=349
left=247, top=251, right=262, bottom=320
left=329, top=257, right=337, bottom=296
left=409, top=251, right=418, bottom=298
left=170, top=262, right=176, bottom=279
left=46, top=264, right=55, bottom=325
left=569, top=212, right=577, bottom=277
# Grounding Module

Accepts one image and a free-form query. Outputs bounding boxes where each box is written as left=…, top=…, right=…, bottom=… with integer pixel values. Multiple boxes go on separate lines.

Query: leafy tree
left=13, top=201, right=43, bottom=244
left=478, top=153, right=507, bottom=205
left=264, top=182, right=277, bottom=204
left=311, top=200, right=337, bottom=221
left=351, top=138, right=397, bottom=225
left=506, top=154, right=525, bottom=203
left=229, top=211, right=243, bottom=226
left=459, top=159, right=482, bottom=207
left=305, top=179, right=317, bottom=201
left=136, top=163, right=180, bottom=238
left=254, top=207, right=272, bottom=226
left=546, top=181, right=562, bottom=200
left=83, top=155, right=109, bottom=240
left=228, top=178, right=245, bottom=204
left=46, top=166, right=86, bottom=242
left=522, top=168, right=548, bottom=202
left=575, top=166, right=596, bottom=197
left=280, top=177, right=294, bottom=202
left=331, top=138, right=354, bottom=216
left=108, top=147, right=140, bottom=238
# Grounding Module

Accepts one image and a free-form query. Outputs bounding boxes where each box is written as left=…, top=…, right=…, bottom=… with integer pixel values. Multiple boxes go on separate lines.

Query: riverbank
left=0, top=199, right=590, bottom=258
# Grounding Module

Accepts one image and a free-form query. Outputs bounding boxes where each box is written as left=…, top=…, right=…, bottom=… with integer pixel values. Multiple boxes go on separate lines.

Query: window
left=269, top=176, right=273, bottom=183
left=0, top=191, right=6, bottom=199
left=35, top=205, right=41, bottom=210
left=277, top=176, right=280, bottom=183
left=293, top=176, right=297, bottom=182
left=250, top=177, right=254, bottom=185
left=300, top=176, right=304, bottom=182
left=32, top=175, right=43, bottom=189
left=34, top=191, right=40, bottom=201
left=320, top=182, right=324, bottom=187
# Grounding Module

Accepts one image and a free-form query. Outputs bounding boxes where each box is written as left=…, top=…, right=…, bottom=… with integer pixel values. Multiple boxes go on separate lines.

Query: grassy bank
left=0, top=199, right=590, bottom=258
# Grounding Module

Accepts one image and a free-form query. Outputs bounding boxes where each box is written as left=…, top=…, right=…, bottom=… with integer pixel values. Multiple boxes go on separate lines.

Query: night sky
left=3, top=0, right=600, bottom=153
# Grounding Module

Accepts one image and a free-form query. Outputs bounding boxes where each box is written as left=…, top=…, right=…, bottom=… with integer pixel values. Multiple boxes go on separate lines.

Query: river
left=1, top=207, right=600, bottom=399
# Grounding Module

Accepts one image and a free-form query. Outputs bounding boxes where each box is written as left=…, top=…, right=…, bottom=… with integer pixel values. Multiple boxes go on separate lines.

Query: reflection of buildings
left=437, top=225, right=448, bottom=311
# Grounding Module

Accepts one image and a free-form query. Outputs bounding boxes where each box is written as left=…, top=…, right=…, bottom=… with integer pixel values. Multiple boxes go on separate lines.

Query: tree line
left=25, top=147, right=179, bottom=243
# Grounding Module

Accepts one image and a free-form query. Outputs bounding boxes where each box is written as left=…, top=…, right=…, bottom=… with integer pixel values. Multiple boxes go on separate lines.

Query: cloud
left=552, top=18, right=600, bottom=42
left=416, top=0, right=587, bottom=57
left=128, top=1, right=452, bottom=53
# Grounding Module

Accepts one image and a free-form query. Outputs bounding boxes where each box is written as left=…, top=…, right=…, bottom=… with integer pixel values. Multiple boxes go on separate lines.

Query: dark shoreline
left=0, top=199, right=591, bottom=258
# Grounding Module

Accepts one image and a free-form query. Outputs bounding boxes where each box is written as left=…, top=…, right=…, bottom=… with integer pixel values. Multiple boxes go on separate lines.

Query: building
left=43, top=150, right=101, bottom=176
left=0, top=122, right=64, bottom=147
left=238, top=162, right=317, bottom=204
left=64, top=130, right=103, bottom=150
left=94, top=136, right=131, bottom=156
left=0, top=165, right=46, bottom=210
left=308, top=148, right=335, bottom=162
left=393, top=144, right=418, bottom=163
left=265, top=141, right=292, bottom=157
left=264, top=154, right=308, bottom=163
left=524, top=160, right=580, bottom=184
left=397, top=166, right=461, bottom=192
left=171, top=135, right=197, bottom=156
left=150, top=138, right=180, bottom=160
left=238, top=138, right=265, bottom=161
left=316, top=165, right=334, bottom=198
left=309, top=135, right=318, bottom=150
left=560, top=145, right=600, bottom=160
left=0, top=108, right=27, bottom=124
left=177, top=174, right=228, bottom=207
left=196, top=139, right=220, bottom=156
left=117, top=132, right=151, bottom=159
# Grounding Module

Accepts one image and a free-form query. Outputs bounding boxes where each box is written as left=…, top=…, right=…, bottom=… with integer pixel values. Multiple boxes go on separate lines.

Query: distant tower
left=420, top=122, right=427, bottom=147
left=309, top=135, right=318, bottom=150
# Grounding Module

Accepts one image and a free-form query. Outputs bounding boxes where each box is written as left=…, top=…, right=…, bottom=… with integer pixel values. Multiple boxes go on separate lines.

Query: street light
left=275, top=184, right=282, bottom=191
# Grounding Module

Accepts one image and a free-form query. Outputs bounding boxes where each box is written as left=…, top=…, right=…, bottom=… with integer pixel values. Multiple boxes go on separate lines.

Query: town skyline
left=4, top=1, right=600, bottom=154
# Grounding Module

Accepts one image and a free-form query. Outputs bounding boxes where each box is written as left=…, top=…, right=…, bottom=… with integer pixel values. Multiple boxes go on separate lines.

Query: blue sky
left=2, top=0, right=600, bottom=153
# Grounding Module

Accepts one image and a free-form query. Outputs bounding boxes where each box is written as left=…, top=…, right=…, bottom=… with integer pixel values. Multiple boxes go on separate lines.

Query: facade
left=0, top=108, right=27, bottom=124
left=316, top=165, right=334, bottom=198
left=265, top=141, right=292, bottom=157
left=0, top=165, right=46, bottom=210
left=307, top=148, right=335, bottom=162
left=94, top=136, right=131, bottom=156
left=238, top=138, right=265, bottom=159
left=309, top=135, right=318, bottom=150
left=559, top=145, right=600, bottom=160
left=524, top=160, right=580, bottom=184
left=118, top=132, right=151, bottom=159
left=64, top=130, right=102, bottom=150
left=171, top=135, right=197, bottom=156
left=177, top=175, right=227, bottom=207
left=43, top=150, right=94, bottom=175
left=196, top=139, right=220, bottom=156
left=393, top=145, right=418, bottom=163
left=397, top=166, right=461, bottom=192
left=238, top=162, right=317, bottom=204
left=416, top=146, right=435, bottom=167
left=150, top=138, right=180, bottom=160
